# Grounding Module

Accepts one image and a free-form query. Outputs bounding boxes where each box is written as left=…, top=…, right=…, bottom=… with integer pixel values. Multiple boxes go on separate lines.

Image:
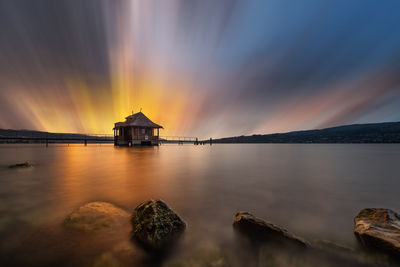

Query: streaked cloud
left=1, top=0, right=399, bottom=138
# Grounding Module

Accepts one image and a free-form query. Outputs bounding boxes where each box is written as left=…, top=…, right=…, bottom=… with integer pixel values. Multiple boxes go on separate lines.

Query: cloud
left=1, top=0, right=400, bottom=137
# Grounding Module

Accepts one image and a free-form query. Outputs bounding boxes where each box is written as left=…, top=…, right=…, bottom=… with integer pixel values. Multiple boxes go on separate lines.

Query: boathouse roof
left=114, top=112, right=163, bottom=129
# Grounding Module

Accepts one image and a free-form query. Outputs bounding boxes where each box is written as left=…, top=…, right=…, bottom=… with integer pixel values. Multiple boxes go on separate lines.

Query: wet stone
left=354, top=208, right=400, bottom=256
left=64, top=202, right=129, bottom=232
left=233, top=211, right=307, bottom=249
left=8, top=161, right=32, bottom=168
left=130, top=199, right=186, bottom=251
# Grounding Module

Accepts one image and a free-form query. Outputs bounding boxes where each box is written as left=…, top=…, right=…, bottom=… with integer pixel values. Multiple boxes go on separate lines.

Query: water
left=0, top=144, right=399, bottom=266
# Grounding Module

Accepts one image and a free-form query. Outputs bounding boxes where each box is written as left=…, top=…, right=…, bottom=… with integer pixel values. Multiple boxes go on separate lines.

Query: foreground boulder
left=233, top=211, right=307, bottom=248
left=64, top=202, right=129, bottom=232
left=131, top=200, right=186, bottom=250
left=8, top=161, right=32, bottom=168
left=354, top=208, right=400, bottom=255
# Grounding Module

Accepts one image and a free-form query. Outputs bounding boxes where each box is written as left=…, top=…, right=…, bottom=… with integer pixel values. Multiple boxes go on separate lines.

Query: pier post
left=210, top=137, right=212, bottom=145
left=84, top=139, right=87, bottom=146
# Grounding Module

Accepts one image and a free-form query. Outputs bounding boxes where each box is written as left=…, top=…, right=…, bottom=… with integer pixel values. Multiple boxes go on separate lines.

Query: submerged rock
left=164, top=241, right=229, bottom=267
left=131, top=199, right=186, bottom=250
left=92, top=252, right=122, bottom=267
left=233, top=211, right=307, bottom=248
left=311, top=239, right=355, bottom=255
left=8, top=161, right=32, bottom=168
left=64, top=202, right=129, bottom=232
left=354, top=208, right=400, bottom=255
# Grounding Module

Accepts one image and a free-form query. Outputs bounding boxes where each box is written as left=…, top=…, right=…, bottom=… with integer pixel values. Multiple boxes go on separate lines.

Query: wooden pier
left=0, top=134, right=209, bottom=146
left=0, top=130, right=211, bottom=146
left=159, top=136, right=199, bottom=145
left=0, top=134, right=114, bottom=146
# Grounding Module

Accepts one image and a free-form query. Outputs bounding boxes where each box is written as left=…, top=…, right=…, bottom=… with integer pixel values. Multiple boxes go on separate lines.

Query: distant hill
left=212, top=122, right=400, bottom=143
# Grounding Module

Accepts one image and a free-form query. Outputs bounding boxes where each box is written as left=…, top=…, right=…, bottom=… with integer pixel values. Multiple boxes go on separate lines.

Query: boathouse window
left=141, top=128, right=145, bottom=134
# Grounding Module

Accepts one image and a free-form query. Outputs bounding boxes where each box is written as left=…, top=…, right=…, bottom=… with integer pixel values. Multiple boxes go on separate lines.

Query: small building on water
left=113, top=112, right=163, bottom=146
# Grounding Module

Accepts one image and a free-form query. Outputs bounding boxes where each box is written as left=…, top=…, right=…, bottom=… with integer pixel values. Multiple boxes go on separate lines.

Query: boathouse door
left=123, top=127, right=131, bottom=141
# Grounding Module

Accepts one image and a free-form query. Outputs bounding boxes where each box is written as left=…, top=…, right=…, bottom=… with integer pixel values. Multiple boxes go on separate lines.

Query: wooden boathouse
left=113, top=112, right=163, bottom=146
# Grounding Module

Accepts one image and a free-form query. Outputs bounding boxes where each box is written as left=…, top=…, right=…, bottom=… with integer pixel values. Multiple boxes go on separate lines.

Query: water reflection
left=0, top=144, right=399, bottom=266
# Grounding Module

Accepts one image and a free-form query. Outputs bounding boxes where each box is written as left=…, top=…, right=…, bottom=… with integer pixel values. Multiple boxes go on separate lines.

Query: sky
left=1, top=0, right=400, bottom=138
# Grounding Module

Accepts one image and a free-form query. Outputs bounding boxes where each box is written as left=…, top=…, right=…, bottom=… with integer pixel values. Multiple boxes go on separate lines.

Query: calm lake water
left=0, top=144, right=399, bottom=266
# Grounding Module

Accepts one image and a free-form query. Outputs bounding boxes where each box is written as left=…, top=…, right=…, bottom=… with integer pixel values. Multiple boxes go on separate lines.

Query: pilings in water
left=195, top=138, right=213, bottom=145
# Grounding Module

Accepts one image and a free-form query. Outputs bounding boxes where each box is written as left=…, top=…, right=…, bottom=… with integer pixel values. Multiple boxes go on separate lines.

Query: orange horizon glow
left=1, top=1, right=399, bottom=139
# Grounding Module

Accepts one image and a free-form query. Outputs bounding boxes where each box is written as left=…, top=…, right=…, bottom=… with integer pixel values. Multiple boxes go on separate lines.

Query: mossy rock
left=131, top=199, right=186, bottom=250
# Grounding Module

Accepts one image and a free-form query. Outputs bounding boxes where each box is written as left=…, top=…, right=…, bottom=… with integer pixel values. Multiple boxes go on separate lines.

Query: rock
left=8, top=161, right=32, bottom=168
left=64, top=202, right=129, bottom=232
left=131, top=199, right=186, bottom=250
left=233, top=211, right=307, bottom=248
left=354, top=208, right=400, bottom=255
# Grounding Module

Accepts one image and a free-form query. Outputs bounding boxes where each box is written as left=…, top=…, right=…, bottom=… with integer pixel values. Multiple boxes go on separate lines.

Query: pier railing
left=159, top=136, right=199, bottom=144
left=0, top=133, right=114, bottom=146
left=0, top=132, right=208, bottom=146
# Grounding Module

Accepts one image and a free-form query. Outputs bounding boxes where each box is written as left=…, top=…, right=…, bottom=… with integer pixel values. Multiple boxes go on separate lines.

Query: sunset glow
left=1, top=0, right=400, bottom=138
